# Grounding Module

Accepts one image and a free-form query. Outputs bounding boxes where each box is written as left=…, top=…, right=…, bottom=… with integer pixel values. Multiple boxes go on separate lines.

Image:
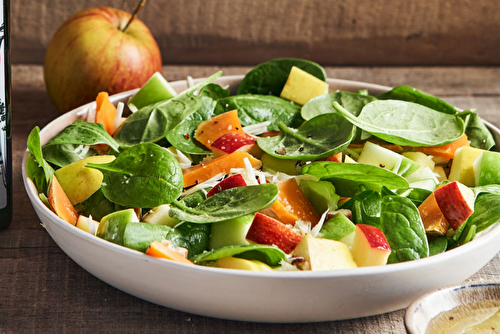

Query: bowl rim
left=22, top=74, right=500, bottom=279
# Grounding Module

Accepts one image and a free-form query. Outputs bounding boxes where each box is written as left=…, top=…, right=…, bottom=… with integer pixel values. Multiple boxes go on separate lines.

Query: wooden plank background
left=11, top=0, right=500, bottom=66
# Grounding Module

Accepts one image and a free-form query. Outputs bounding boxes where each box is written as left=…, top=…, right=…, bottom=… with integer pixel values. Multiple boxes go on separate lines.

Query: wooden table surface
left=2, top=64, right=500, bottom=333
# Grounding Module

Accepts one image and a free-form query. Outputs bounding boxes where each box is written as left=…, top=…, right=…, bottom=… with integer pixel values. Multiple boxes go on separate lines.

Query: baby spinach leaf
left=340, top=190, right=381, bottom=227
left=301, top=91, right=376, bottom=121
left=192, top=244, right=286, bottom=267
left=333, top=100, right=465, bottom=146
left=86, top=143, right=183, bottom=208
left=381, top=195, right=429, bottom=263
left=26, top=126, right=54, bottom=194
left=43, top=120, right=120, bottom=152
left=428, top=236, right=448, bottom=256
left=460, top=110, right=495, bottom=150
left=300, top=161, right=409, bottom=197
left=169, top=184, right=279, bottom=223
left=237, top=58, right=326, bottom=96
left=257, top=113, right=355, bottom=160
left=377, top=85, right=457, bottom=115
left=464, top=193, right=500, bottom=233
left=166, top=96, right=216, bottom=155
left=43, top=143, right=98, bottom=168
left=167, top=222, right=211, bottom=259
left=80, top=189, right=126, bottom=221
left=114, top=94, right=202, bottom=147
left=217, top=94, right=302, bottom=131
left=198, top=83, right=230, bottom=100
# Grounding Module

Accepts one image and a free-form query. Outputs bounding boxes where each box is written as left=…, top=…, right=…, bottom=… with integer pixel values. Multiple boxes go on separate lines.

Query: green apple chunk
left=142, top=204, right=180, bottom=227
left=54, top=155, right=115, bottom=205
left=261, top=153, right=299, bottom=175
left=474, top=151, right=500, bottom=186
left=127, top=72, right=177, bottom=112
left=299, top=179, right=340, bottom=215
left=358, top=141, right=419, bottom=176
left=449, top=146, right=485, bottom=186
left=316, top=212, right=356, bottom=242
left=97, top=209, right=139, bottom=246
left=123, top=222, right=171, bottom=252
left=209, top=214, right=254, bottom=250
left=280, top=66, right=329, bottom=106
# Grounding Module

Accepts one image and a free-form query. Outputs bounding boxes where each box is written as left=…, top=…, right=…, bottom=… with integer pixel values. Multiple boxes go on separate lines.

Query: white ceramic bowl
left=405, top=282, right=500, bottom=334
left=22, top=76, right=500, bottom=323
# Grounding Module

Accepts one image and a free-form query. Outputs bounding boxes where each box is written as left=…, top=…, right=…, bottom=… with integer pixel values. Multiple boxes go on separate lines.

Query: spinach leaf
left=300, top=161, right=409, bottom=197
left=381, top=195, right=429, bottom=263
left=86, top=143, right=183, bottom=208
left=26, top=127, right=54, bottom=194
left=114, top=94, right=202, bottom=147
left=198, top=83, right=230, bottom=100
left=472, top=184, right=500, bottom=197
left=43, top=120, right=120, bottom=152
left=169, top=184, right=279, bottom=223
left=460, top=110, right=495, bottom=150
left=340, top=190, right=381, bottom=227
left=377, top=85, right=457, bottom=115
left=301, top=91, right=376, bottom=121
left=114, top=71, right=222, bottom=147
left=237, top=58, right=326, bottom=96
left=167, top=222, right=211, bottom=259
left=333, top=100, right=465, bottom=147
left=256, top=113, right=355, bottom=160
left=80, top=189, right=125, bottom=221
left=43, top=143, right=98, bottom=168
left=217, top=94, right=302, bottom=131
left=192, top=244, right=286, bottom=267
left=428, top=236, right=447, bottom=256
left=464, top=193, right=500, bottom=233
left=166, top=96, right=217, bottom=155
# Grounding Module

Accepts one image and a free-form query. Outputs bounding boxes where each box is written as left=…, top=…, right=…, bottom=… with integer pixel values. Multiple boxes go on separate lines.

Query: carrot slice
left=182, top=151, right=261, bottom=188
left=269, top=178, right=321, bottom=227
left=413, top=133, right=470, bottom=159
left=194, top=110, right=244, bottom=149
left=48, top=176, right=78, bottom=225
left=96, top=92, right=117, bottom=135
left=146, top=241, right=194, bottom=265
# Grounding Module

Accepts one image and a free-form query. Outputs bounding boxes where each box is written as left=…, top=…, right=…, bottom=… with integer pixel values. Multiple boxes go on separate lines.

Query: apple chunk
left=246, top=213, right=303, bottom=254
left=433, top=181, right=475, bottom=230
left=351, top=224, right=391, bottom=267
left=206, top=174, right=248, bottom=198
left=211, top=132, right=262, bottom=158
left=293, top=234, right=357, bottom=271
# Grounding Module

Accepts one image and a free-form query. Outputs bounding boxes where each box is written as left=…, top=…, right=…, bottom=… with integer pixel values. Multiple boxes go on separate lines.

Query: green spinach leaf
left=257, top=113, right=355, bottom=160
left=428, top=236, right=448, bottom=256
left=300, top=161, right=409, bottom=197
left=166, top=96, right=217, bottom=155
left=217, top=94, right=302, bottom=131
left=167, top=222, right=211, bottom=259
left=192, top=244, right=286, bottom=267
left=301, top=91, right=376, bottom=121
left=169, top=184, right=279, bottom=223
left=43, top=143, right=98, bottom=168
left=465, top=193, right=500, bottom=233
left=86, top=143, right=183, bottom=208
left=237, top=58, right=326, bottom=96
left=26, top=127, right=54, bottom=194
left=381, top=195, right=429, bottom=263
left=340, top=190, right=381, bottom=227
left=333, top=100, right=465, bottom=146
left=460, top=110, right=495, bottom=150
left=198, top=83, right=230, bottom=100
left=377, top=85, right=457, bottom=115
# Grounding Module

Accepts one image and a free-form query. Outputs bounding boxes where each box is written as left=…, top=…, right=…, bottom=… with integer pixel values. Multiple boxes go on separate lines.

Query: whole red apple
left=44, top=6, right=162, bottom=113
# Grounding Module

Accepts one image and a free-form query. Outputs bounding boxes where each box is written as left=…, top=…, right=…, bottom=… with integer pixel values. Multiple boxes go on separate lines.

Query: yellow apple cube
left=216, top=257, right=272, bottom=271
left=293, top=234, right=357, bottom=271
left=280, top=66, right=329, bottom=105
left=448, top=146, right=486, bottom=186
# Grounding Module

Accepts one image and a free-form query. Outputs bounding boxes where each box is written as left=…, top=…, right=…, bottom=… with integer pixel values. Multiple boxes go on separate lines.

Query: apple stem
left=122, top=0, right=148, bottom=32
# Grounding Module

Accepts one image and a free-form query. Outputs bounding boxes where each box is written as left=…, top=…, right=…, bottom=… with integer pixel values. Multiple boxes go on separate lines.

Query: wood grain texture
left=1, top=64, right=500, bottom=333
left=10, top=0, right=500, bottom=65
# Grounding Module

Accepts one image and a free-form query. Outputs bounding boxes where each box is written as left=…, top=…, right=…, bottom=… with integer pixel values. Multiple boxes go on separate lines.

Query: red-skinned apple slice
left=206, top=174, right=248, bottom=198
left=433, top=181, right=475, bottom=230
left=246, top=213, right=303, bottom=254
left=211, top=132, right=262, bottom=158
left=351, top=224, right=391, bottom=267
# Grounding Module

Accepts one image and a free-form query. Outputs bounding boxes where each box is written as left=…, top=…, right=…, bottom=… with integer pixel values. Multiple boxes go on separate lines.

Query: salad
left=26, top=58, right=500, bottom=272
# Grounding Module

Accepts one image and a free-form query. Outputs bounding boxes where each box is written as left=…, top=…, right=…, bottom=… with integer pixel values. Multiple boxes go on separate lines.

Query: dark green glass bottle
left=0, top=0, right=12, bottom=230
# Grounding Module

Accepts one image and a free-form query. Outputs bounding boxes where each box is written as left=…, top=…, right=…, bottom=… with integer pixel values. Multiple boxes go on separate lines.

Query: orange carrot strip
left=48, top=176, right=78, bottom=225
left=413, top=133, right=470, bottom=160
left=146, top=241, right=194, bottom=265
left=96, top=92, right=117, bottom=135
